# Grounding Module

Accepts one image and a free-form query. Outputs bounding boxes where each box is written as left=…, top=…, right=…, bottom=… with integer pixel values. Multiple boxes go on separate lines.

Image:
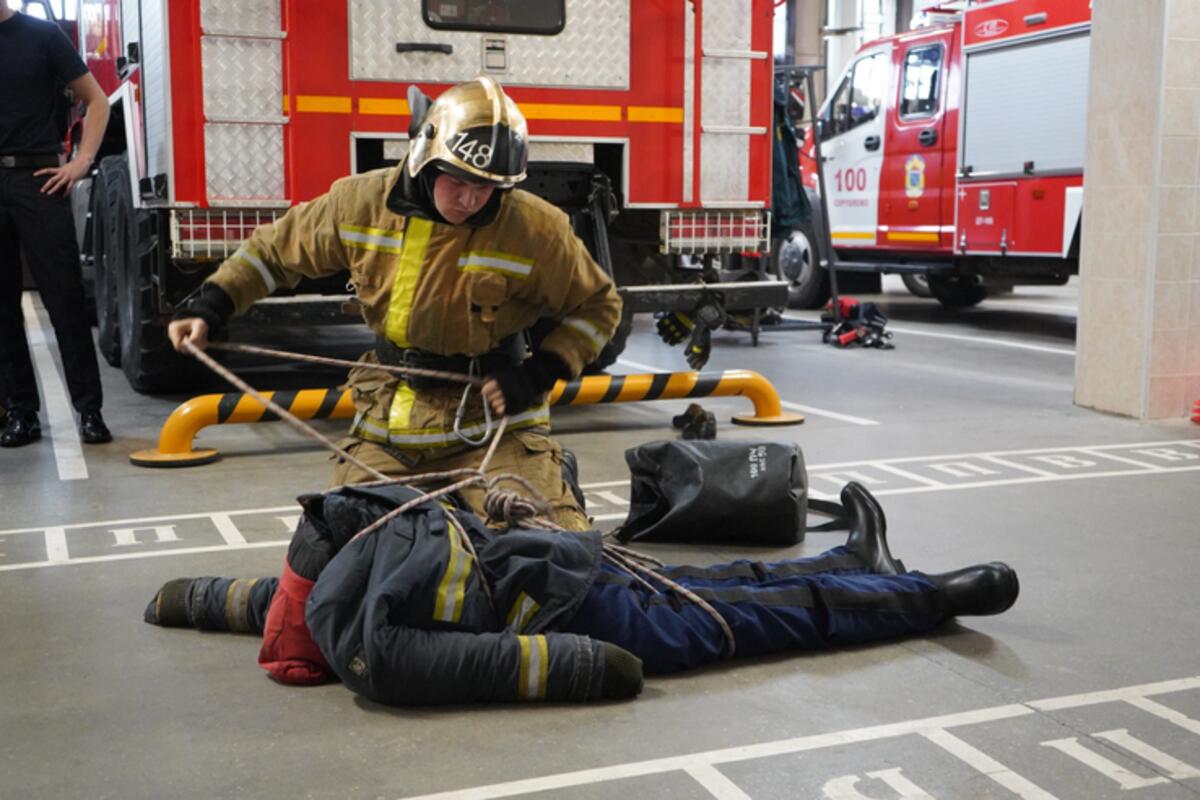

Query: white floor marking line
left=1040, top=736, right=1166, bottom=791
left=923, top=729, right=1059, bottom=799
left=858, top=465, right=1200, bottom=498
left=397, top=676, right=1200, bottom=800
left=21, top=293, right=88, bottom=481
left=0, top=540, right=287, bottom=573
left=1078, top=449, right=1162, bottom=470
left=0, top=504, right=296, bottom=538
left=211, top=514, right=248, bottom=546
left=779, top=400, right=881, bottom=426
left=43, top=527, right=68, bottom=563
left=874, top=324, right=1076, bottom=356
left=982, top=455, right=1057, bottom=477
left=1093, top=728, right=1200, bottom=779
left=615, top=357, right=884, bottom=426
left=873, top=463, right=946, bottom=487
left=684, top=763, right=753, bottom=800
left=1125, top=696, right=1200, bottom=736
left=810, top=438, right=1200, bottom=470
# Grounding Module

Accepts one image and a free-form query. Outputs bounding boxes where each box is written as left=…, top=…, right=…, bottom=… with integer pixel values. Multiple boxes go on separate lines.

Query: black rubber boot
left=927, top=562, right=1019, bottom=617
left=841, top=482, right=905, bottom=575
left=143, top=578, right=197, bottom=627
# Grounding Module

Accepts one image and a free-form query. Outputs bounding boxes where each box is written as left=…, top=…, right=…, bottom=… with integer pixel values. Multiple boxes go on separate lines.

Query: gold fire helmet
left=405, top=76, right=528, bottom=188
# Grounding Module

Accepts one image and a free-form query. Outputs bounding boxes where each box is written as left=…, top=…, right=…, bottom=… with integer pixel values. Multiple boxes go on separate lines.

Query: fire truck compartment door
left=696, top=1, right=767, bottom=203
left=349, top=0, right=629, bottom=89
left=958, top=183, right=1015, bottom=253
left=818, top=48, right=889, bottom=248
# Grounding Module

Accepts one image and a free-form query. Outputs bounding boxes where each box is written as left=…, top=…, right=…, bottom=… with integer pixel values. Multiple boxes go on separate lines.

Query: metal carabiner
left=453, top=358, right=494, bottom=447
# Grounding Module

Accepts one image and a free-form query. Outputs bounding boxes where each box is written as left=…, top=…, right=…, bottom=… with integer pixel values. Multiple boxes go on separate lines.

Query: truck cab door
left=879, top=32, right=950, bottom=252
left=817, top=48, right=889, bottom=249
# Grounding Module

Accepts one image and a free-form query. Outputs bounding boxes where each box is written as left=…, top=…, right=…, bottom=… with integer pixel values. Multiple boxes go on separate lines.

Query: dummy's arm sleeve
left=522, top=218, right=623, bottom=377
left=343, top=624, right=606, bottom=706
left=204, top=189, right=349, bottom=315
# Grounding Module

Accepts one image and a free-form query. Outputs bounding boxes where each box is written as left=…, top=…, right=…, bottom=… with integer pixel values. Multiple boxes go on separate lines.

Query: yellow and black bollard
left=130, top=370, right=802, bottom=467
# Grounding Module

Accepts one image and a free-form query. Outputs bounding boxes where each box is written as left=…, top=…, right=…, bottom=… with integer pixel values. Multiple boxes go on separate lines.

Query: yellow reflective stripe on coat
left=517, top=635, right=549, bottom=699
left=232, top=247, right=276, bottom=293
left=387, top=382, right=417, bottom=433
left=351, top=402, right=551, bottom=448
left=433, top=515, right=472, bottom=623
left=338, top=224, right=405, bottom=254
left=505, top=592, right=541, bottom=633
left=456, top=250, right=533, bottom=280
left=385, top=217, right=433, bottom=347
left=560, top=316, right=608, bottom=348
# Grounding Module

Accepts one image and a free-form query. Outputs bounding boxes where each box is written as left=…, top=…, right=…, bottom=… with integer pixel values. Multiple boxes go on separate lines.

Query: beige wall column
left=1076, top=0, right=1200, bottom=419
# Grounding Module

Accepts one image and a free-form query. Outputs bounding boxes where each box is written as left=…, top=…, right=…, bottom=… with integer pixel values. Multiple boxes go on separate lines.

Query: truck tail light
left=170, top=208, right=285, bottom=260
left=660, top=210, right=770, bottom=255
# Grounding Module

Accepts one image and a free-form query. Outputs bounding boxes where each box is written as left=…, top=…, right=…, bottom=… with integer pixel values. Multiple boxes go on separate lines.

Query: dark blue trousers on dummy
left=560, top=546, right=948, bottom=674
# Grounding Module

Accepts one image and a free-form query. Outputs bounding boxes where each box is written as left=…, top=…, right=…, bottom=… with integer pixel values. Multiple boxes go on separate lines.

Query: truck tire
left=901, top=272, right=934, bottom=298
left=112, top=185, right=205, bottom=391
left=928, top=273, right=987, bottom=308
left=774, top=223, right=829, bottom=309
left=90, top=156, right=127, bottom=366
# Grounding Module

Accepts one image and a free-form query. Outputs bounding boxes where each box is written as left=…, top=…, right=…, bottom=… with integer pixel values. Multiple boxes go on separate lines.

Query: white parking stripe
left=924, top=729, right=1059, bottom=799
left=683, top=762, right=752, bottom=799
left=883, top=325, right=1075, bottom=356
left=21, top=293, right=87, bottom=480
left=615, top=358, right=882, bottom=426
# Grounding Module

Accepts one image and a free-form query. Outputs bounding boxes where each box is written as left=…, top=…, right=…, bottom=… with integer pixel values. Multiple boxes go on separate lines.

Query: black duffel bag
left=614, top=440, right=845, bottom=546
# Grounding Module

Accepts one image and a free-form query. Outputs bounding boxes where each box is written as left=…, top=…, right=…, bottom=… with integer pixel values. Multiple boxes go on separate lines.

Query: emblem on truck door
left=905, top=155, right=926, bottom=199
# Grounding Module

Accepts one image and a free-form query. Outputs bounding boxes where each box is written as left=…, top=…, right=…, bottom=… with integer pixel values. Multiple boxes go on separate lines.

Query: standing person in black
left=0, top=1, right=112, bottom=447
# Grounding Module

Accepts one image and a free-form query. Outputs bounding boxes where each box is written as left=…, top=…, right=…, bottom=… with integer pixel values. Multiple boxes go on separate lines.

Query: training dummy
left=144, top=482, right=1018, bottom=705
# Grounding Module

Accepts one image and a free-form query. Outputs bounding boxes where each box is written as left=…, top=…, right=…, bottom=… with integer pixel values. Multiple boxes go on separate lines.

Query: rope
left=184, top=338, right=735, bottom=656
left=206, top=341, right=485, bottom=386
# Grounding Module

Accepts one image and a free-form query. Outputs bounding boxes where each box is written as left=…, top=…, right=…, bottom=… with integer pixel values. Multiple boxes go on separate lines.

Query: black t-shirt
left=0, top=12, right=89, bottom=155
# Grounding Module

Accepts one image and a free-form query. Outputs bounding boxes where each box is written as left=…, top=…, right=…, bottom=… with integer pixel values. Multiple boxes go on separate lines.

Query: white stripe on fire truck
left=338, top=225, right=405, bottom=254
left=560, top=316, right=607, bottom=348
left=234, top=248, right=276, bottom=293
left=456, top=252, right=533, bottom=279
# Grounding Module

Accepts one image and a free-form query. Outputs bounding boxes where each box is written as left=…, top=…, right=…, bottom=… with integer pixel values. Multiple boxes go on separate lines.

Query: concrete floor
left=2, top=277, right=1199, bottom=799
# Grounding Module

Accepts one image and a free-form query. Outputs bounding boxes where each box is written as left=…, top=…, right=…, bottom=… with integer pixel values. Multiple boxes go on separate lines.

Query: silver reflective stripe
left=235, top=248, right=276, bottom=294
left=382, top=405, right=549, bottom=447
left=561, top=316, right=607, bottom=347
left=456, top=254, right=533, bottom=278
left=525, top=636, right=544, bottom=698
left=338, top=226, right=405, bottom=253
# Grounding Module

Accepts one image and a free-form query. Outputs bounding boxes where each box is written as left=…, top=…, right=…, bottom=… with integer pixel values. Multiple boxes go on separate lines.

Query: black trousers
left=0, top=167, right=103, bottom=414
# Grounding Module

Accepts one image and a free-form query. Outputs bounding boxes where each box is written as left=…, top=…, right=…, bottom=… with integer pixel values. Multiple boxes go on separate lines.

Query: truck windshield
left=423, top=0, right=565, bottom=35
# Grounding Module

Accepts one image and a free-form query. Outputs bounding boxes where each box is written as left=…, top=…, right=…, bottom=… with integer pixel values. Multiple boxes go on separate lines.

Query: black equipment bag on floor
left=614, top=440, right=845, bottom=546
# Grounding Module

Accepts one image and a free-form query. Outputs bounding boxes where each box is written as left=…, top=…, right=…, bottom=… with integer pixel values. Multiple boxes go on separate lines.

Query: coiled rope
left=183, top=340, right=735, bottom=657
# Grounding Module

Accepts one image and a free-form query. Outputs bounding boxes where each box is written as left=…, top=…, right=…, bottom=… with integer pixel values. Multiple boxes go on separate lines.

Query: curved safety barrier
left=130, top=369, right=802, bottom=467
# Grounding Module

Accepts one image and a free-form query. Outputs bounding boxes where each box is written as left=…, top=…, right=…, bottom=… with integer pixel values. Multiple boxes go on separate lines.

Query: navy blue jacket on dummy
left=143, top=482, right=1019, bottom=706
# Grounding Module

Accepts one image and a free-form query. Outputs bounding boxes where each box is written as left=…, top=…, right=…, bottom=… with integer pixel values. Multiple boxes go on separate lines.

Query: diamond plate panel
left=703, top=0, right=751, bottom=51
left=201, top=0, right=281, bottom=36
left=205, top=124, right=285, bottom=202
left=700, top=134, right=749, bottom=202
left=702, top=58, right=750, bottom=127
left=203, top=37, right=283, bottom=121
left=350, top=0, right=628, bottom=88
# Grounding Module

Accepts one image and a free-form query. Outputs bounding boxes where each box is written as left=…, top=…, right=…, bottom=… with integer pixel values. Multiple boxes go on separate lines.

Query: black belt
left=0, top=154, right=61, bottom=169
left=375, top=336, right=519, bottom=389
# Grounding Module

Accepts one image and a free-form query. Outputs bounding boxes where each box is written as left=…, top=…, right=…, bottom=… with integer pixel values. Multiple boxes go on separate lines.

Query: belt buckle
left=0, top=156, right=15, bottom=168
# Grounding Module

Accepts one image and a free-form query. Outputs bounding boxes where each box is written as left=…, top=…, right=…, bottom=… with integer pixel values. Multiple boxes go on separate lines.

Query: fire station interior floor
left=3, top=277, right=1199, bottom=800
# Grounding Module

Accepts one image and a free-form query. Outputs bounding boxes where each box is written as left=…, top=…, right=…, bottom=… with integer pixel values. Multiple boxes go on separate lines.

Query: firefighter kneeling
left=168, top=77, right=621, bottom=530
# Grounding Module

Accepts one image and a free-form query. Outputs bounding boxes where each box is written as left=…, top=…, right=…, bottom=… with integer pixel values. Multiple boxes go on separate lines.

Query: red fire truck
left=59, top=0, right=784, bottom=390
left=785, top=0, right=1090, bottom=309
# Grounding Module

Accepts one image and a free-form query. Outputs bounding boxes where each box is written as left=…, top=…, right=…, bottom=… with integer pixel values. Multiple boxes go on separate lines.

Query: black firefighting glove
left=683, top=302, right=726, bottom=370
left=490, top=350, right=572, bottom=416
left=656, top=311, right=694, bottom=345
left=174, top=282, right=235, bottom=338
left=599, top=642, right=644, bottom=700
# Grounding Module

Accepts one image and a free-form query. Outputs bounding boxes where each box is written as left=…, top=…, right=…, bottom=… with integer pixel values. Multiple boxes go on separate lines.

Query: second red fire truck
left=785, top=0, right=1091, bottom=309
